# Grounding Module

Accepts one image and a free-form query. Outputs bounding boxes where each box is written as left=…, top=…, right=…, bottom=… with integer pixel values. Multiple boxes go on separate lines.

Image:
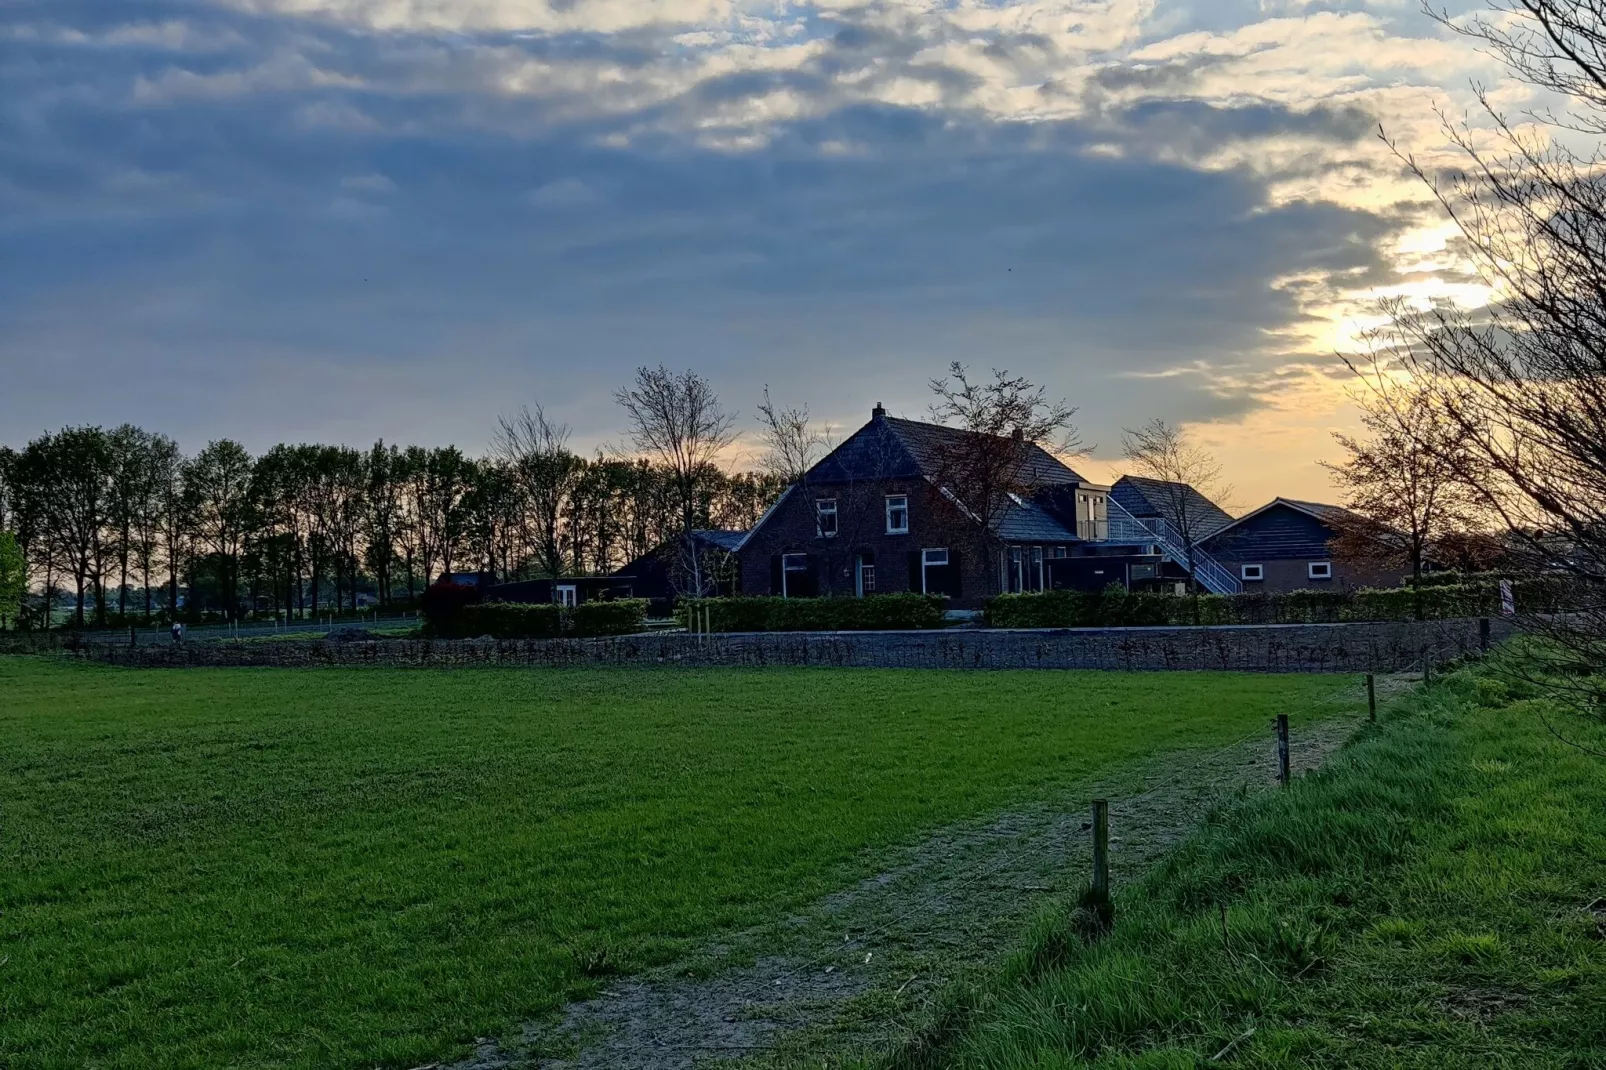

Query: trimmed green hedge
left=431, top=599, right=648, bottom=640
left=985, top=577, right=1580, bottom=628
left=570, top=599, right=650, bottom=637
left=679, top=594, right=948, bottom=632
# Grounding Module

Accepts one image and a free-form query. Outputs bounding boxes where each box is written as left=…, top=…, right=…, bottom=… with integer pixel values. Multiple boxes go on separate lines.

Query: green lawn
left=0, top=658, right=1353, bottom=1069
left=907, top=660, right=1606, bottom=1068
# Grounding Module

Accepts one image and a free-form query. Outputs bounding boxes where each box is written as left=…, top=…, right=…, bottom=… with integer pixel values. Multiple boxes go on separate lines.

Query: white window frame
left=1308, top=561, right=1333, bottom=580
left=860, top=564, right=876, bottom=594
left=1031, top=546, right=1045, bottom=591
left=1241, top=564, right=1264, bottom=582
left=921, top=547, right=948, bottom=594
left=815, top=497, right=838, bottom=538
left=885, top=494, right=909, bottom=534
left=556, top=584, right=578, bottom=607
left=781, top=552, right=809, bottom=598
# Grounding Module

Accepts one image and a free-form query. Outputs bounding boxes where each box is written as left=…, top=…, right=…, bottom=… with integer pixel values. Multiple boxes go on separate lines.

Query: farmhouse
left=733, top=405, right=1176, bottom=608
left=1203, top=497, right=1396, bottom=593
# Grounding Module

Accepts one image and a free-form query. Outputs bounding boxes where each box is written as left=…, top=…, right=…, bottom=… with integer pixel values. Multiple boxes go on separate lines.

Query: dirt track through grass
left=459, top=694, right=1375, bottom=1070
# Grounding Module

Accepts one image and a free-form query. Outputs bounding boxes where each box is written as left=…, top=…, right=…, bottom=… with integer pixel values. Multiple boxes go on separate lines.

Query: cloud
left=0, top=0, right=1516, bottom=502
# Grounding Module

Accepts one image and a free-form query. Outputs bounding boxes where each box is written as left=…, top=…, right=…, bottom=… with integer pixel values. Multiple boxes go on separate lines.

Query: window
left=921, top=548, right=950, bottom=595
left=556, top=584, right=578, bottom=607
left=815, top=498, right=838, bottom=538
left=1007, top=546, right=1024, bottom=593
left=1308, top=561, right=1333, bottom=580
left=860, top=565, right=876, bottom=593
left=782, top=553, right=809, bottom=598
left=885, top=495, right=909, bottom=534
left=1031, top=546, right=1045, bottom=591
left=1051, top=546, right=1067, bottom=559
left=1241, top=564, right=1264, bottom=582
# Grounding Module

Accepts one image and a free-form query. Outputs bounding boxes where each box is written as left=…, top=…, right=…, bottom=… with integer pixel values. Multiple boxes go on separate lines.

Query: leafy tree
left=184, top=440, right=253, bottom=619
left=0, top=530, right=24, bottom=629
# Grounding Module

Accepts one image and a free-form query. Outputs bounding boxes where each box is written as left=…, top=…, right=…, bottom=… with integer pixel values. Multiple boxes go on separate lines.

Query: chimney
left=872, top=402, right=886, bottom=420
left=1011, top=427, right=1024, bottom=442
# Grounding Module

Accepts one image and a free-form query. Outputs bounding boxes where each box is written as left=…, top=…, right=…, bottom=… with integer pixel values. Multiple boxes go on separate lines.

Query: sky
left=1, top=0, right=1517, bottom=508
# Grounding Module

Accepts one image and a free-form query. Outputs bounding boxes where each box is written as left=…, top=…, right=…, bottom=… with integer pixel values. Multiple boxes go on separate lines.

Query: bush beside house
left=426, top=594, right=648, bottom=639
left=985, top=577, right=1577, bottom=628
left=679, top=594, right=947, bottom=632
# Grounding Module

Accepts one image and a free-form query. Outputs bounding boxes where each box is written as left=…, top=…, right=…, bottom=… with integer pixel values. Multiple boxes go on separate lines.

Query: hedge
left=429, top=598, right=648, bottom=639
left=679, top=594, right=948, bottom=632
left=985, top=577, right=1583, bottom=629
left=570, top=599, right=651, bottom=637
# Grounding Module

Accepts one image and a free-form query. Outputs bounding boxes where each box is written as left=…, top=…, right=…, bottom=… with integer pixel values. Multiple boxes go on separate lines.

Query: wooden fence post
left=1091, top=799, right=1110, bottom=900
left=1366, top=673, right=1376, bottom=722
left=1275, top=714, right=1290, bottom=787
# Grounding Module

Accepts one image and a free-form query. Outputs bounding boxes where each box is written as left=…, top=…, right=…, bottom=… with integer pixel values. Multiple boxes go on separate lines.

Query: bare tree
left=1321, top=364, right=1487, bottom=605
left=1120, top=419, right=1230, bottom=594
left=615, top=366, right=737, bottom=593
left=1372, top=0, right=1606, bottom=720
left=493, top=405, right=584, bottom=579
left=926, top=363, right=1084, bottom=549
left=755, top=386, right=822, bottom=483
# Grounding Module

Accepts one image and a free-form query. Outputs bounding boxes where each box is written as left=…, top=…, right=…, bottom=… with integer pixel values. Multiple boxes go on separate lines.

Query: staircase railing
left=1102, top=500, right=1242, bottom=595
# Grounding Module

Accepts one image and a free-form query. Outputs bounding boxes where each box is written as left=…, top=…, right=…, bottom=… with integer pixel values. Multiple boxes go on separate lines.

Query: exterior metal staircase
left=1105, top=499, right=1242, bottom=595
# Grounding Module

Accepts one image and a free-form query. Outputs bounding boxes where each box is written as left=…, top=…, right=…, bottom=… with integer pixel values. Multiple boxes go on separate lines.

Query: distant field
left=0, top=658, right=1356, bottom=1069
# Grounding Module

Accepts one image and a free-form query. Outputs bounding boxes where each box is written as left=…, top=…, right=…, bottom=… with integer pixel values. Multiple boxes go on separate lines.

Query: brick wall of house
left=737, top=479, right=1000, bottom=608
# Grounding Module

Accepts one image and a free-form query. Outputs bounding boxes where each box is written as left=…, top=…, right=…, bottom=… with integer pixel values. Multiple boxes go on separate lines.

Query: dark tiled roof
left=691, top=529, right=747, bottom=552
left=995, top=498, right=1079, bottom=542
left=806, top=414, right=1085, bottom=486
left=1111, top=475, right=1234, bottom=538
left=1279, top=498, right=1365, bottom=528
left=805, top=418, right=922, bottom=483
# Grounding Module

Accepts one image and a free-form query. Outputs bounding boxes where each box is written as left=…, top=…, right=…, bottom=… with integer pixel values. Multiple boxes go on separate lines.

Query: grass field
left=0, top=658, right=1357, bottom=1069
left=903, top=660, right=1606, bottom=1068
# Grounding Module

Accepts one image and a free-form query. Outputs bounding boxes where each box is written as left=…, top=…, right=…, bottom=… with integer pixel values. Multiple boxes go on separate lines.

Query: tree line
left=0, top=368, right=785, bottom=628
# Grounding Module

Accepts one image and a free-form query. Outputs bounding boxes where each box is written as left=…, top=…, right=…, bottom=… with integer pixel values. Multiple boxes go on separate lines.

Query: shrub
left=679, top=593, right=947, bottom=632
left=984, top=577, right=1582, bottom=628
left=427, top=598, right=647, bottom=640
left=986, top=587, right=1179, bottom=628
left=454, top=601, right=562, bottom=640
left=569, top=599, right=649, bottom=637
left=420, top=581, right=479, bottom=633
